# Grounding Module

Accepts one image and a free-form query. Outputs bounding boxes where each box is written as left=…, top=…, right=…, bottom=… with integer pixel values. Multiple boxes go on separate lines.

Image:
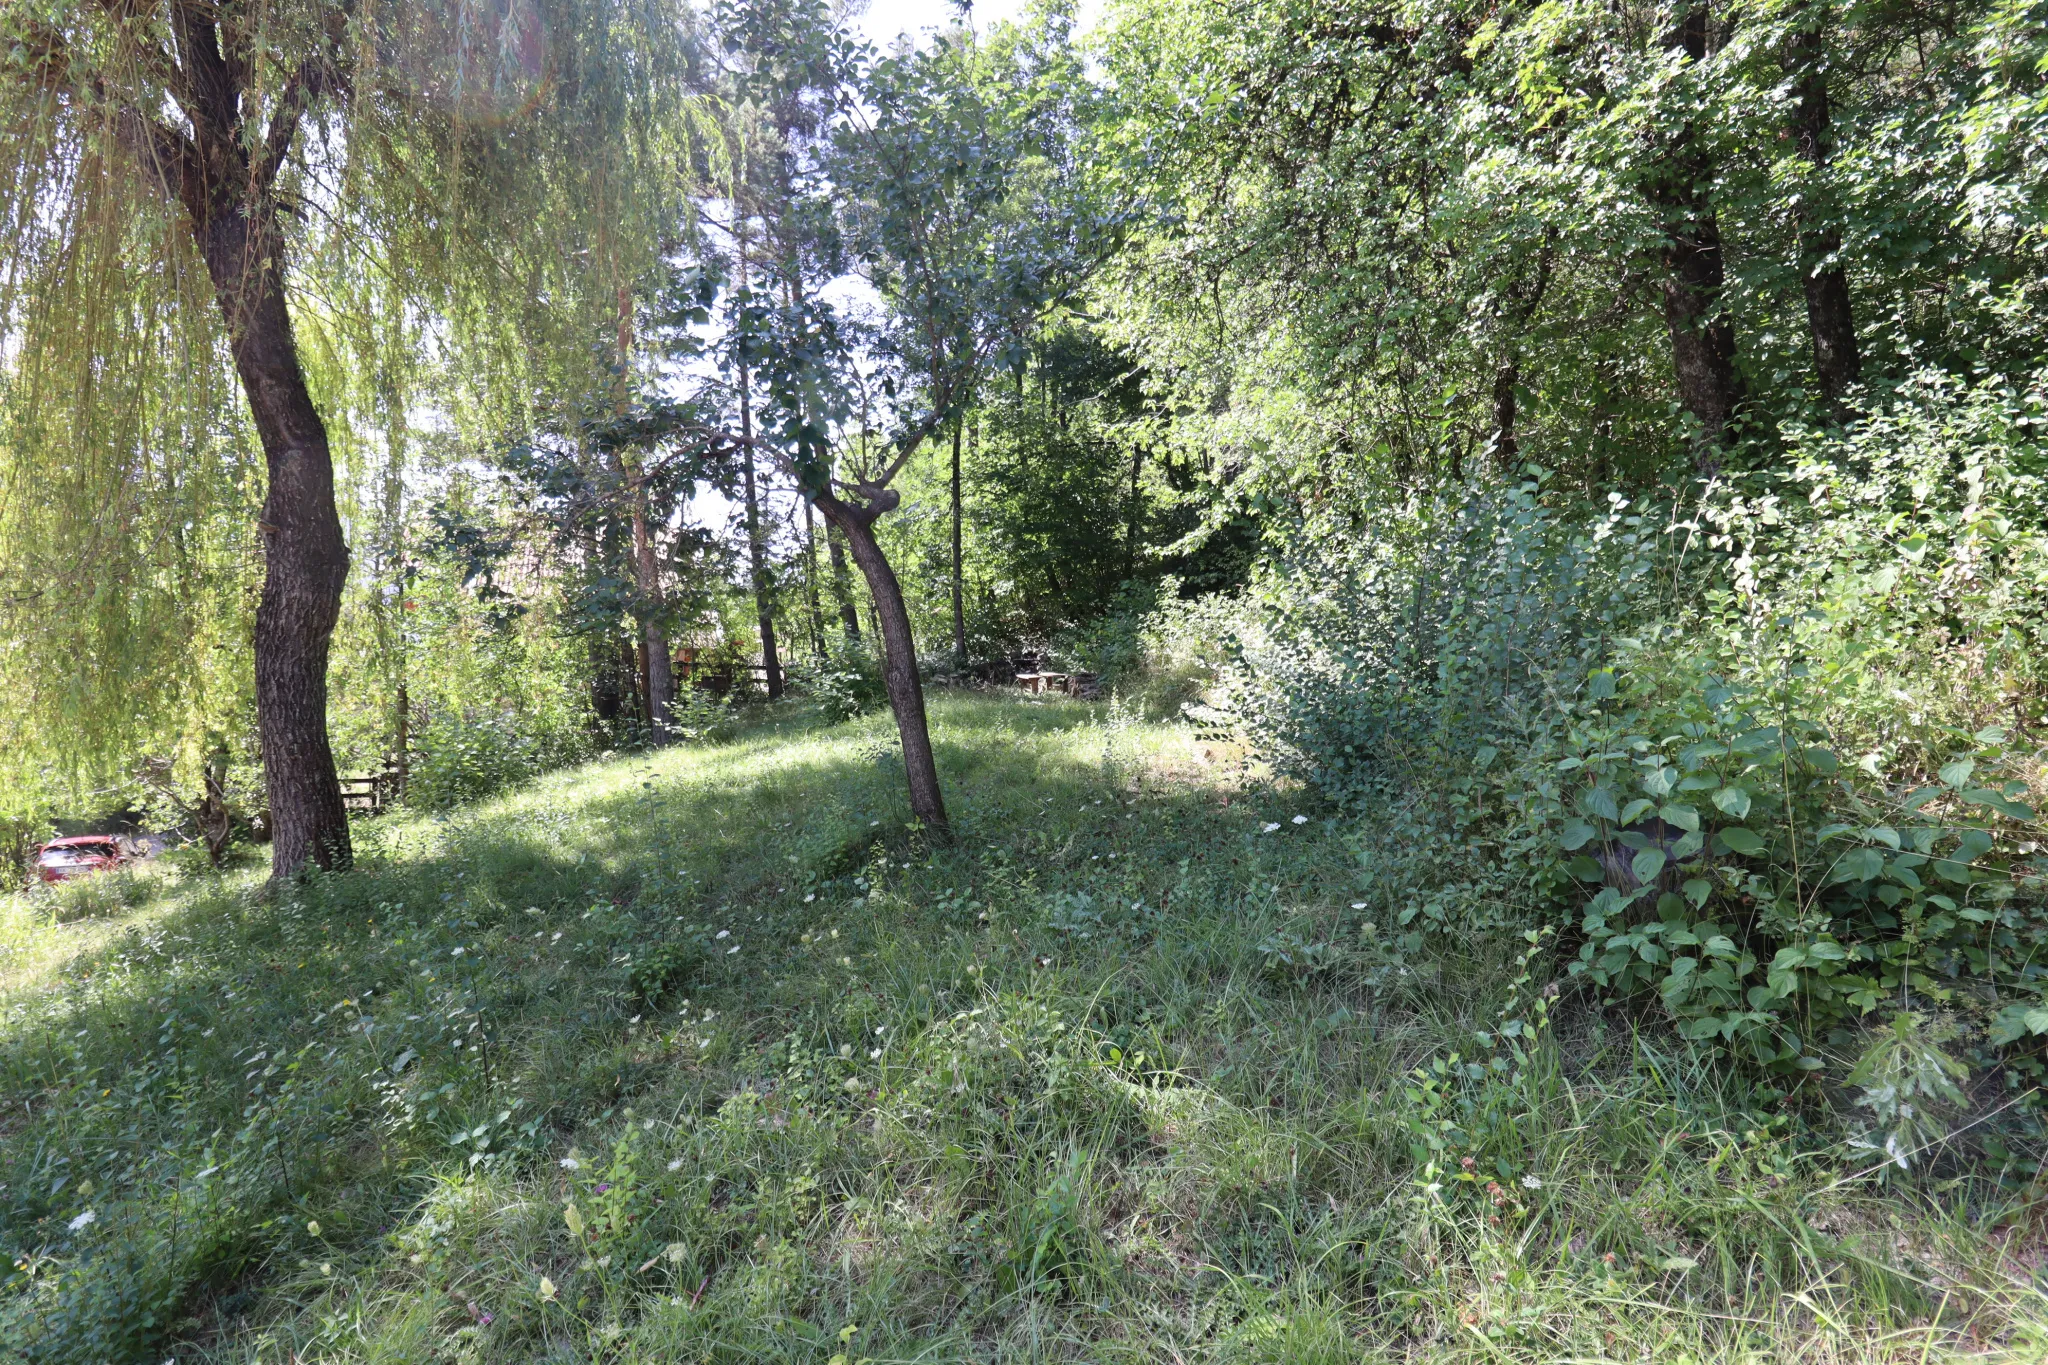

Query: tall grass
left=0, top=695, right=2041, bottom=1362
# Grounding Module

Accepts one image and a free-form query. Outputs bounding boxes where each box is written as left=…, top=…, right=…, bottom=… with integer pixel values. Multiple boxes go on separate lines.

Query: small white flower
left=68, top=1209, right=96, bottom=1232
left=667, top=1158, right=685, bottom=1171
left=714, top=930, right=730, bottom=940
left=559, top=1156, right=581, bottom=1170
left=726, top=945, right=739, bottom=955
left=1291, top=815, right=1309, bottom=825
left=804, top=893, right=815, bottom=903
left=1521, top=1175, right=1543, bottom=1190
left=1351, top=902, right=1367, bottom=910
left=869, top=1048, right=882, bottom=1059
left=1262, top=822, right=1280, bottom=833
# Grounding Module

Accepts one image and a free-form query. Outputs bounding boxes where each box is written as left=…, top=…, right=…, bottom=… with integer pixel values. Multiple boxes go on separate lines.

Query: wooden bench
left=339, top=769, right=406, bottom=815
left=1015, top=671, right=1101, bottom=698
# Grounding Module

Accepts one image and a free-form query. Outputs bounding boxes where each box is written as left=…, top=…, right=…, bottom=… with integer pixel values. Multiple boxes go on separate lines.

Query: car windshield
left=40, top=844, right=114, bottom=864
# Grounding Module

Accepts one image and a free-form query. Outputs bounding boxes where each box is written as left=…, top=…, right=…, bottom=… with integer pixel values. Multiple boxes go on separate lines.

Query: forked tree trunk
left=816, top=492, right=950, bottom=841
left=199, top=214, right=352, bottom=876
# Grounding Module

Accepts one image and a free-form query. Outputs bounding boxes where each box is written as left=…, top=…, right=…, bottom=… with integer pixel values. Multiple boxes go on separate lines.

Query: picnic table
left=1014, top=671, right=1101, bottom=699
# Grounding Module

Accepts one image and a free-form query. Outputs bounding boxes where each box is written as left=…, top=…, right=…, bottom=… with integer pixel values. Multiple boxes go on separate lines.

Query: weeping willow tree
left=0, top=0, right=694, bottom=874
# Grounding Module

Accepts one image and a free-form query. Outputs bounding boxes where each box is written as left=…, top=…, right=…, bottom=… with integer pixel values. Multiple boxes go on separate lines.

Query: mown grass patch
left=1, top=694, right=2043, bottom=1363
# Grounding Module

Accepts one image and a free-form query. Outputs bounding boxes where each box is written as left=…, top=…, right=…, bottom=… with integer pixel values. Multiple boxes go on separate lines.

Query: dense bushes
left=1187, top=373, right=2048, bottom=1118
left=404, top=709, right=599, bottom=812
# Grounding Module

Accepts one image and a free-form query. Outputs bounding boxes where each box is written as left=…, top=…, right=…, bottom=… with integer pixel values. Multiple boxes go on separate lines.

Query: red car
left=35, top=835, right=127, bottom=883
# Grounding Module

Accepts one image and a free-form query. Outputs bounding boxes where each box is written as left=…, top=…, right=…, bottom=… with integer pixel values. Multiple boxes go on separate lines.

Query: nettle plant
left=1504, top=663, right=2047, bottom=1073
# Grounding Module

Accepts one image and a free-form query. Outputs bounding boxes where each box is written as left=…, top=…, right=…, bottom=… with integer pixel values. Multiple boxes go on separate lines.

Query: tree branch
left=255, top=62, right=320, bottom=190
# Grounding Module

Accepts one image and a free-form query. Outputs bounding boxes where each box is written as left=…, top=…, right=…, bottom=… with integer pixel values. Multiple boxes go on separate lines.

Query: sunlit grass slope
left=2, top=695, right=2044, bottom=1362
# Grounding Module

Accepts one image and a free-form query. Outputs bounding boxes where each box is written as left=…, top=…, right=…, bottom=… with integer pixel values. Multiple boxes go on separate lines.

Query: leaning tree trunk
left=198, top=211, right=352, bottom=876
left=816, top=492, right=951, bottom=841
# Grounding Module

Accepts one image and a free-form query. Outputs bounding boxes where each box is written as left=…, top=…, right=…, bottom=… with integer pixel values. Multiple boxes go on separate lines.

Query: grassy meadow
left=2, top=694, right=2044, bottom=1363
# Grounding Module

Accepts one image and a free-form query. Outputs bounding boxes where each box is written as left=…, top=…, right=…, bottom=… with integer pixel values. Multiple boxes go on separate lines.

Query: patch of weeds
left=628, top=938, right=708, bottom=1008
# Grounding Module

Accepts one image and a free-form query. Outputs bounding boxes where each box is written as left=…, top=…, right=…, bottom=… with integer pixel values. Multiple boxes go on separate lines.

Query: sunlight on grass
left=1, top=695, right=2043, bottom=1363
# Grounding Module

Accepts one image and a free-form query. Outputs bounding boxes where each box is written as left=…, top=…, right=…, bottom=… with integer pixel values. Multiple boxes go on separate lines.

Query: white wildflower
left=1291, top=814, right=1309, bottom=825
left=68, top=1209, right=96, bottom=1232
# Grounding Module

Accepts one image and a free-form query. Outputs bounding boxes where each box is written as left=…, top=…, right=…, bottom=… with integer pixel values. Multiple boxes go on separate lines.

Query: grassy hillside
left=2, top=695, right=2043, bottom=1362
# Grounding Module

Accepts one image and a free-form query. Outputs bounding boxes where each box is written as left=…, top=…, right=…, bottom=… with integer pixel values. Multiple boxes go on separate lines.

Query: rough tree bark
left=1790, top=1, right=1860, bottom=412
left=631, top=470, right=675, bottom=742
left=1647, top=4, right=1743, bottom=452
left=122, top=13, right=352, bottom=876
left=814, top=486, right=950, bottom=841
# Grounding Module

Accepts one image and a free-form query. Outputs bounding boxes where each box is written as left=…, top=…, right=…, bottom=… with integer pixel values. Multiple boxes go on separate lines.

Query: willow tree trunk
left=1649, top=4, right=1743, bottom=453
left=1790, top=3, right=1860, bottom=412
left=816, top=492, right=950, bottom=841
left=99, top=9, right=356, bottom=877
left=198, top=209, right=352, bottom=876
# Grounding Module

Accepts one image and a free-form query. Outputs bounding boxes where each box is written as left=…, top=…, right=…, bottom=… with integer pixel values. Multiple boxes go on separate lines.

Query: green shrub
left=810, top=639, right=889, bottom=725
left=628, top=937, right=708, bottom=1007
left=405, top=708, right=593, bottom=811
left=1488, top=658, right=2045, bottom=1073
left=1225, top=472, right=1662, bottom=808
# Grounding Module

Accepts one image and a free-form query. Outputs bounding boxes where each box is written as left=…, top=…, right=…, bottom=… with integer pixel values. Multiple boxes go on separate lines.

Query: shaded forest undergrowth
left=4, top=695, right=2046, bottom=1362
